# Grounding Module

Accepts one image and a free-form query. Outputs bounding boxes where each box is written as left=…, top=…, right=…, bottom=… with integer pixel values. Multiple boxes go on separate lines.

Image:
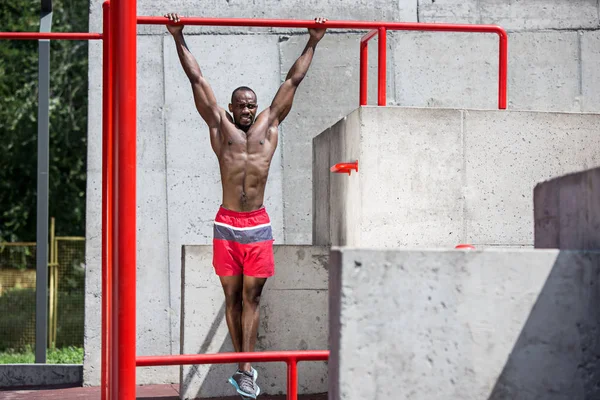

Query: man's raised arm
left=268, top=17, right=327, bottom=126
left=165, top=13, right=222, bottom=129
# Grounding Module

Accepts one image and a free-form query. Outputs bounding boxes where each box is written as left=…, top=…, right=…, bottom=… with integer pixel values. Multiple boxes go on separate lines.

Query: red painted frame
left=101, top=3, right=114, bottom=399
left=0, top=32, right=102, bottom=40
left=137, top=350, right=329, bottom=399
left=0, top=11, right=509, bottom=400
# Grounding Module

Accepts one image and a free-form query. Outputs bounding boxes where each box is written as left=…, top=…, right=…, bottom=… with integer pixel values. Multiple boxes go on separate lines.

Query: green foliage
left=0, top=0, right=89, bottom=241
left=0, top=345, right=83, bottom=364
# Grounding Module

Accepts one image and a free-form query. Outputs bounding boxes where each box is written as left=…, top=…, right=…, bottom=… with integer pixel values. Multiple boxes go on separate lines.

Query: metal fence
left=0, top=237, right=85, bottom=352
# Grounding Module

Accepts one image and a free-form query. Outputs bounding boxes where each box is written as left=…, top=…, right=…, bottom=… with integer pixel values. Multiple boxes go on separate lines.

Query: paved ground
left=0, top=384, right=328, bottom=399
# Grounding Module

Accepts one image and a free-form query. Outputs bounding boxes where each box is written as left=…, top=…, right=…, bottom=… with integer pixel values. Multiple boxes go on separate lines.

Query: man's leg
left=219, top=275, right=244, bottom=355
left=240, top=276, right=268, bottom=372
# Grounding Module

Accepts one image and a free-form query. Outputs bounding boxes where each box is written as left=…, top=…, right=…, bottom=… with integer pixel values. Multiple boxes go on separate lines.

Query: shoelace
left=237, top=371, right=255, bottom=394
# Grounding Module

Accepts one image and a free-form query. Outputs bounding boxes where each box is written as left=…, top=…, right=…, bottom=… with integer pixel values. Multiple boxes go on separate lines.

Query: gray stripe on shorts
left=213, top=224, right=273, bottom=244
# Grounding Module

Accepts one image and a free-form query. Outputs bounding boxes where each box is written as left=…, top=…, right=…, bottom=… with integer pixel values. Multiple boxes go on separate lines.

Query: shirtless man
left=165, top=13, right=327, bottom=399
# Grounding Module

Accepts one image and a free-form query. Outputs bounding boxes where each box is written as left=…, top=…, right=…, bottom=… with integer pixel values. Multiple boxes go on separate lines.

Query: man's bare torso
left=211, top=110, right=278, bottom=212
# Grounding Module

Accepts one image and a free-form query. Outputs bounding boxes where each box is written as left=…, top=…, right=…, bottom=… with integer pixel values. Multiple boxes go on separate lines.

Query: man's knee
left=242, top=285, right=263, bottom=306
left=224, top=289, right=242, bottom=309
left=221, top=281, right=243, bottom=310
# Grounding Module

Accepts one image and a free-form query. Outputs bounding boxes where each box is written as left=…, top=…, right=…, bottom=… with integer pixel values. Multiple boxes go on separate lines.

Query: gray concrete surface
left=179, top=245, right=329, bottom=399
left=393, top=30, right=581, bottom=112
left=328, top=248, right=600, bottom=400
left=313, top=107, right=600, bottom=248
left=84, top=0, right=600, bottom=387
left=417, top=0, right=599, bottom=30
left=534, top=167, right=600, bottom=250
left=0, top=365, right=82, bottom=388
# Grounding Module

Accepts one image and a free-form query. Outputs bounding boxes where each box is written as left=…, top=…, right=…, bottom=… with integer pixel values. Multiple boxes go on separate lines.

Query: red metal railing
left=359, top=28, right=387, bottom=106
left=137, top=350, right=329, bottom=399
left=138, top=16, right=508, bottom=109
left=360, top=30, right=378, bottom=105
left=101, top=3, right=113, bottom=400
left=0, top=32, right=102, bottom=40
left=0, top=12, right=509, bottom=400
left=111, top=0, right=138, bottom=398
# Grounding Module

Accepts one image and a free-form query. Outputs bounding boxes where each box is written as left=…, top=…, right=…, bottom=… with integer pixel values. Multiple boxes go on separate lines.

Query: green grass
left=0, top=346, right=83, bottom=364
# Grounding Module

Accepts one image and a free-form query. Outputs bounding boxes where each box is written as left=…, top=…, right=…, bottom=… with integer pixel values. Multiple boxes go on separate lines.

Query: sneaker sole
left=228, top=377, right=260, bottom=399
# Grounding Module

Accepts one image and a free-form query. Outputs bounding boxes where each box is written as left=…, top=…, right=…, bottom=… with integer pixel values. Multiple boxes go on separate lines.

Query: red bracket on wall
left=455, top=244, right=476, bottom=250
left=330, top=160, right=359, bottom=175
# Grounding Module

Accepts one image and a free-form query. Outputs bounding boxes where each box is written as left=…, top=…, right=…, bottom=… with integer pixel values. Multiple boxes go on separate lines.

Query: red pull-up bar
left=0, top=32, right=102, bottom=40
left=137, top=16, right=508, bottom=109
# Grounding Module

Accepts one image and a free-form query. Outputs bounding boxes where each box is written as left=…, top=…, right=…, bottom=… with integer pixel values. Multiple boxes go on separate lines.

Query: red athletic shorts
left=212, top=206, right=275, bottom=278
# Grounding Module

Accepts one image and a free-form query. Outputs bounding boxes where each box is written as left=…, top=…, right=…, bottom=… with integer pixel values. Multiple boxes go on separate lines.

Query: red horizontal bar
left=0, top=32, right=102, bottom=40
left=137, top=16, right=506, bottom=36
left=136, top=350, right=329, bottom=367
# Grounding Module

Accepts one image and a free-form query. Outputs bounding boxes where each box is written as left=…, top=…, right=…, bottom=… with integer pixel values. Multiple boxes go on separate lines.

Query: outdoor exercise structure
left=0, top=1, right=508, bottom=398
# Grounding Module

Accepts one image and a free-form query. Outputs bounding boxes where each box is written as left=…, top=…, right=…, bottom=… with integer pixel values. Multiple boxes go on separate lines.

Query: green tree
left=0, top=0, right=89, bottom=242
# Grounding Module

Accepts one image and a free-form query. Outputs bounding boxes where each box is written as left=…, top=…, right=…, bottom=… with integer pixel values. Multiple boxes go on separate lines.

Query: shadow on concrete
left=487, top=252, right=600, bottom=399
left=180, top=301, right=227, bottom=393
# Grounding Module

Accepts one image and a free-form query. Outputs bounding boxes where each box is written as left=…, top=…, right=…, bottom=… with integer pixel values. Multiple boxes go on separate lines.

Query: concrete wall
left=178, top=245, right=329, bottom=399
left=328, top=248, right=600, bottom=400
left=534, top=167, right=600, bottom=250
left=313, top=107, right=600, bottom=248
left=85, top=0, right=600, bottom=385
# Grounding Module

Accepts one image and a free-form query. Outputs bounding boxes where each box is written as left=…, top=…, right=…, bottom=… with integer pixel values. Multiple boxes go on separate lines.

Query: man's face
left=229, top=90, right=258, bottom=130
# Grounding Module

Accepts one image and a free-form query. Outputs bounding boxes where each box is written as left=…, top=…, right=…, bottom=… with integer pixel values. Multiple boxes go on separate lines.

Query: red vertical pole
left=377, top=27, right=387, bottom=106
left=287, top=358, right=298, bottom=400
left=111, top=0, right=137, bottom=396
left=101, top=3, right=113, bottom=400
left=498, top=31, right=508, bottom=109
left=359, top=42, right=368, bottom=106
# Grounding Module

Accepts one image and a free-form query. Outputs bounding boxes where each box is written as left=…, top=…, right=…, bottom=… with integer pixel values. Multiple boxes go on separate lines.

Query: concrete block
left=86, top=40, right=103, bottom=173
left=393, top=31, right=498, bottom=110
left=280, top=33, right=393, bottom=244
left=464, top=110, right=600, bottom=246
left=360, top=107, right=464, bottom=247
left=0, top=365, right=82, bottom=388
left=83, top=170, right=102, bottom=386
left=314, top=107, right=464, bottom=248
left=180, top=245, right=329, bottom=399
left=582, top=30, right=600, bottom=112
left=508, top=31, right=580, bottom=112
left=88, top=0, right=103, bottom=34
left=313, top=107, right=600, bottom=248
left=327, top=111, right=361, bottom=247
left=417, top=0, right=599, bottom=30
left=329, top=248, right=600, bottom=400
left=534, top=167, right=600, bottom=250
left=312, top=129, right=330, bottom=245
